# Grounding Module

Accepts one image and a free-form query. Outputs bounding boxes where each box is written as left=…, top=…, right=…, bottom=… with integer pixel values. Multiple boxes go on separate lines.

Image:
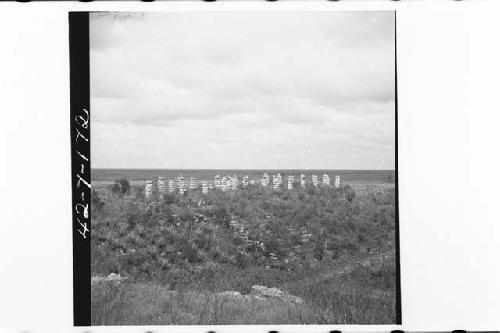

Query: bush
left=343, top=185, right=356, bottom=202
left=91, top=189, right=105, bottom=211
left=213, top=205, right=231, bottom=228
left=111, top=178, right=130, bottom=197
left=236, top=198, right=250, bottom=217
left=134, top=186, right=145, bottom=200
left=179, top=207, right=195, bottom=222
left=163, top=193, right=178, bottom=205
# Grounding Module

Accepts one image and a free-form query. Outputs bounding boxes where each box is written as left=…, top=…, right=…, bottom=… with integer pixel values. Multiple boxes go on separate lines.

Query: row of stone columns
left=144, top=173, right=342, bottom=199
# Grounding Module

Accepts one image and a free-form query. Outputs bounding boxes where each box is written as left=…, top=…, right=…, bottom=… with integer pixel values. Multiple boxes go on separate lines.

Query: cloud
left=90, top=11, right=395, bottom=169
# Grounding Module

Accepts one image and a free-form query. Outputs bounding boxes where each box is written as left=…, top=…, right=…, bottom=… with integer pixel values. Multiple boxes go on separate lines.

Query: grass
left=92, top=274, right=396, bottom=325
left=91, top=180, right=397, bottom=325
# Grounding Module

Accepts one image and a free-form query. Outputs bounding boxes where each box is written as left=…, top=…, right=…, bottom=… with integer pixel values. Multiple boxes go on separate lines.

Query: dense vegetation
left=91, top=180, right=397, bottom=325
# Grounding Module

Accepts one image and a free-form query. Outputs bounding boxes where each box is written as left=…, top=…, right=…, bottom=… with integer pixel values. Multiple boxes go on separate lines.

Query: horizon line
left=91, top=168, right=395, bottom=171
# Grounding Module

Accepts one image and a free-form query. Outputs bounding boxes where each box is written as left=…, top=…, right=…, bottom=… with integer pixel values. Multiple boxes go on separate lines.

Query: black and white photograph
left=4, top=1, right=500, bottom=332
left=87, top=11, right=399, bottom=325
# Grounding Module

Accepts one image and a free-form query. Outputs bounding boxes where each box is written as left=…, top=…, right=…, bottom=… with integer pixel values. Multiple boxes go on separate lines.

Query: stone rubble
left=250, top=285, right=303, bottom=304
left=91, top=273, right=127, bottom=286
left=216, top=286, right=303, bottom=304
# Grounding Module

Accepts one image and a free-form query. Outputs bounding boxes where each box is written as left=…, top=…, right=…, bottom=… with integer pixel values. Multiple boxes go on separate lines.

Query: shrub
left=213, top=205, right=231, bottom=228
left=134, top=186, right=145, bottom=200
left=181, top=241, right=203, bottom=263
left=234, top=251, right=251, bottom=268
left=111, top=178, right=130, bottom=197
left=91, top=189, right=105, bottom=211
left=343, top=185, right=356, bottom=202
left=236, top=198, right=250, bottom=217
left=179, top=207, right=195, bottom=222
left=163, top=193, right=178, bottom=205
left=125, top=204, right=145, bottom=228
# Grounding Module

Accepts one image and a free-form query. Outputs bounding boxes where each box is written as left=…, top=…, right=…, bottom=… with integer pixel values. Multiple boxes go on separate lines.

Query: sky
left=90, top=11, right=395, bottom=170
